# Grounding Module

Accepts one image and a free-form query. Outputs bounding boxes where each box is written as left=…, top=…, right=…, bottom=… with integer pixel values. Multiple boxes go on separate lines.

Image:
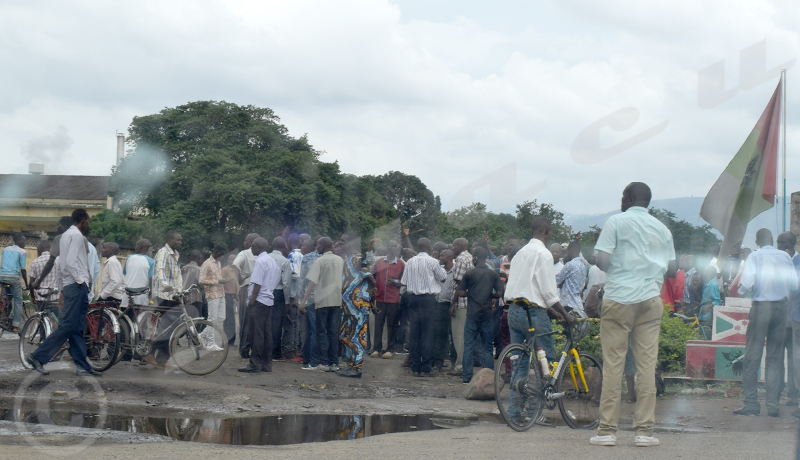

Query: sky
left=0, top=0, right=798, bottom=217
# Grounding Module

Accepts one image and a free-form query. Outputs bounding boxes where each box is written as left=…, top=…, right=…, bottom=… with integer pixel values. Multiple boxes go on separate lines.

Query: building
left=0, top=169, right=111, bottom=234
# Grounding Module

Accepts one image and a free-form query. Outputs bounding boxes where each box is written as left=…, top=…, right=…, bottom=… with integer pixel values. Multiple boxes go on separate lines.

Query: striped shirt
left=153, top=244, right=183, bottom=301
left=452, top=251, right=475, bottom=309
left=29, top=252, right=59, bottom=301
left=401, top=252, right=447, bottom=295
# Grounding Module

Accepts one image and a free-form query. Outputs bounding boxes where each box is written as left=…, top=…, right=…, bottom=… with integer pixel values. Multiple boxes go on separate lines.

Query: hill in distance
left=562, top=196, right=786, bottom=250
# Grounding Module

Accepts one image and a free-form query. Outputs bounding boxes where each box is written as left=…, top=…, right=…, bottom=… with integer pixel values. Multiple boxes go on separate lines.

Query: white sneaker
left=327, top=364, right=339, bottom=372
left=634, top=435, right=659, bottom=447
left=589, top=435, right=616, bottom=446
left=303, top=364, right=327, bottom=371
left=206, top=344, right=224, bottom=352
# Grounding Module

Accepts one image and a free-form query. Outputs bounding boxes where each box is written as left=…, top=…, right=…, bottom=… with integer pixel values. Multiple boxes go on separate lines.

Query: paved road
left=0, top=422, right=796, bottom=459
left=1, top=330, right=799, bottom=458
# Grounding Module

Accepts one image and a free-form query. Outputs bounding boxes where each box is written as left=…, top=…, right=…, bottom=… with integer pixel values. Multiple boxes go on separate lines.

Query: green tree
left=648, top=208, right=720, bottom=256
left=113, top=101, right=364, bottom=250
left=515, top=200, right=573, bottom=243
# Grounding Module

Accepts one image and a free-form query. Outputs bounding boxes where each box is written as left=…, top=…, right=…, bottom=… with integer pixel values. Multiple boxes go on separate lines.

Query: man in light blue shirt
left=28, top=209, right=100, bottom=377
left=0, top=233, right=28, bottom=330
left=734, top=228, right=798, bottom=417
left=590, top=182, right=676, bottom=448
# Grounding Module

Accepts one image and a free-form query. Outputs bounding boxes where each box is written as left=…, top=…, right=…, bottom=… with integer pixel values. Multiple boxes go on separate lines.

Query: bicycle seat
left=126, top=287, right=150, bottom=295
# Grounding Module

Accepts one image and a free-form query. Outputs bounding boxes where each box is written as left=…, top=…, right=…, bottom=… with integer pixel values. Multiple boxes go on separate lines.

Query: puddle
left=0, top=410, right=473, bottom=445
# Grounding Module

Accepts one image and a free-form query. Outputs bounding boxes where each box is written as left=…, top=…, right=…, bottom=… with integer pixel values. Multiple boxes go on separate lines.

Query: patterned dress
left=340, top=253, right=370, bottom=372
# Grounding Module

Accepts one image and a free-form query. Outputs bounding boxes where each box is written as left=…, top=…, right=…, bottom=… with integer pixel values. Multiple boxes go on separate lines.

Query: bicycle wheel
left=84, top=310, right=121, bottom=372
left=19, top=316, right=52, bottom=369
left=495, top=343, right=544, bottom=431
left=557, top=351, right=603, bottom=429
left=169, top=319, right=228, bottom=375
left=113, top=313, right=135, bottom=364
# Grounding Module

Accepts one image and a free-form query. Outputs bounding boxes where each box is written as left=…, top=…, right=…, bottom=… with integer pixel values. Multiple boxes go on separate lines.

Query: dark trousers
left=32, top=283, right=91, bottom=371
left=373, top=301, right=400, bottom=352
left=779, top=325, right=798, bottom=398
left=302, top=302, right=318, bottom=366
left=491, top=303, right=504, bottom=357
left=462, top=310, right=495, bottom=383
left=271, top=290, right=286, bottom=359
left=408, top=294, right=437, bottom=373
left=395, top=292, right=409, bottom=352
left=247, top=301, right=272, bottom=370
left=432, top=302, right=451, bottom=363
left=743, top=300, right=787, bottom=411
left=316, top=306, right=342, bottom=366
left=224, top=293, right=236, bottom=345
left=238, top=286, right=250, bottom=355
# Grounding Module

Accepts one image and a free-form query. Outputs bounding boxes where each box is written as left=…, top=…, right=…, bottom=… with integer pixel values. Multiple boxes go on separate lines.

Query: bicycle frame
left=519, top=306, right=598, bottom=400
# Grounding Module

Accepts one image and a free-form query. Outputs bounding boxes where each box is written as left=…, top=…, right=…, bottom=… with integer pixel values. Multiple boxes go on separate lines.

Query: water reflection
left=0, top=410, right=442, bottom=446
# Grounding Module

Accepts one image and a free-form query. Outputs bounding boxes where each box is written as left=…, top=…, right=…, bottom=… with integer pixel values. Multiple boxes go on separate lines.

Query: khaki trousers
left=597, top=296, right=663, bottom=437
left=450, top=308, right=467, bottom=370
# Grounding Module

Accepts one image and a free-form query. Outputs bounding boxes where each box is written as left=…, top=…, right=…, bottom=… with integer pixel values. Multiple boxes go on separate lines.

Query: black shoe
left=768, top=409, right=780, bottom=417
left=239, top=351, right=250, bottom=359
left=733, top=406, right=761, bottom=416
left=76, top=368, right=102, bottom=377
left=238, top=365, right=262, bottom=373
left=336, top=368, right=362, bottom=378
left=419, top=371, right=433, bottom=377
left=26, top=355, right=49, bottom=375
left=262, top=366, right=272, bottom=372
left=413, top=372, right=421, bottom=377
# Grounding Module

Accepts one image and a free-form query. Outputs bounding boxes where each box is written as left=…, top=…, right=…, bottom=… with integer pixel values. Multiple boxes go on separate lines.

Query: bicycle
left=18, top=289, right=122, bottom=371
left=19, top=288, right=62, bottom=368
left=495, top=299, right=602, bottom=431
left=671, top=303, right=711, bottom=340
left=129, top=285, right=228, bottom=375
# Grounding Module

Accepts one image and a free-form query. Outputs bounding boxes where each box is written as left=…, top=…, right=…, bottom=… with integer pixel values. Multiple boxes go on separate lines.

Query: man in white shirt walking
left=27, top=209, right=101, bottom=377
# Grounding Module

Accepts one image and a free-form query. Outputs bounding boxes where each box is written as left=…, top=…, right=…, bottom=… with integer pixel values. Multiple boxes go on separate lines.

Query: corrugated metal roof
left=0, top=174, right=110, bottom=201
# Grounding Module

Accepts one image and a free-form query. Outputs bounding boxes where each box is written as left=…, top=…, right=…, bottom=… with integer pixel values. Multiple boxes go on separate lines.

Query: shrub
left=658, top=308, right=701, bottom=373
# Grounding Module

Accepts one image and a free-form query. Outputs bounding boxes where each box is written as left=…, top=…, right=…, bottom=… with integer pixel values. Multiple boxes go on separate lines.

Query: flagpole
left=781, top=69, right=787, bottom=232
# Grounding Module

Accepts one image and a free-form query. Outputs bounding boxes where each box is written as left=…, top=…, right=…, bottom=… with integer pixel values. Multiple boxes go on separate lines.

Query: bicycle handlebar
left=170, top=284, right=199, bottom=299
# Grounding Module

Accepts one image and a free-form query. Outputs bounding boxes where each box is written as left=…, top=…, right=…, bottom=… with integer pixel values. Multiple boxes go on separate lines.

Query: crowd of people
left=5, top=180, right=800, bottom=447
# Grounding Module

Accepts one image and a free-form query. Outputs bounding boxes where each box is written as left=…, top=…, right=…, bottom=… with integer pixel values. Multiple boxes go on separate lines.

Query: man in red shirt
left=660, top=255, right=686, bottom=312
left=370, top=241, right=405, bottom=358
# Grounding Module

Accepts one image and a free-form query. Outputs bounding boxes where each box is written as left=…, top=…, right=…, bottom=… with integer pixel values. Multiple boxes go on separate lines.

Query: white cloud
left=0, top=0, right=798, bottom=218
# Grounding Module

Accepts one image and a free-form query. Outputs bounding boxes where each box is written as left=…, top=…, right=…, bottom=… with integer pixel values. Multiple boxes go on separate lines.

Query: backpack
left=583, top=283, right=605, bottom=318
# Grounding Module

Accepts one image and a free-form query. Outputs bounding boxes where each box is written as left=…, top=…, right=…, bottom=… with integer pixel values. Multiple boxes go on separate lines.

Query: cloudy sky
left=1, top=0, right=798, bottom=218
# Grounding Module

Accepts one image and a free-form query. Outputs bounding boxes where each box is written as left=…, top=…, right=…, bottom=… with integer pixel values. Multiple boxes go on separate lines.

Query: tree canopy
left=97, top=100, right=719, bottom=257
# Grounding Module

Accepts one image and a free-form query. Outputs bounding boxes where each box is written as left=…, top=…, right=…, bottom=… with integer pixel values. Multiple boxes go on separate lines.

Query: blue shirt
left=248, top=252, right=279, bottom=306
left=702, top=280, right=721, bottom=306
left=0, top=245, right=27, bottom=276
left=738, top=245, right=798, bottom=301
left=595, top=206, right=676, bottom=304
left=791, top=253, right=800, bottom=322
left=299, top=251, right=321, bottom=304
left=556, top=257, right=587, bottom=310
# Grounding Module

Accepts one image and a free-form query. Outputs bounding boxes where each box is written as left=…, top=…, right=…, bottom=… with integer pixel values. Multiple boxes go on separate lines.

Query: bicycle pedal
left=548, top=392, right=565, bottom=400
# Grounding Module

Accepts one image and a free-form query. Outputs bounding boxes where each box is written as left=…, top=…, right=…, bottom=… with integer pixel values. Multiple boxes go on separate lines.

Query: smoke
left=111, top=143, right=170, bottom=209
left=20, top=125, right=74, bottom=170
